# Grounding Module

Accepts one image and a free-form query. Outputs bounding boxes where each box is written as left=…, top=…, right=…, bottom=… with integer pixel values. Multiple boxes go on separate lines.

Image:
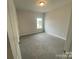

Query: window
left=37, top=17, right=43, bottom=29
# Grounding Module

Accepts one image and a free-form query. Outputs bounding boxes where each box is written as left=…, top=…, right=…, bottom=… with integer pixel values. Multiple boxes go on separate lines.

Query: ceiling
left=14, top=0, right=71, bottom=12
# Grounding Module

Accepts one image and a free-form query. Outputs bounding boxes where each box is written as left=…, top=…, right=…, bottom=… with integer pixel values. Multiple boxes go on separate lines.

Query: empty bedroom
left=7, top=0, right=72, bottom=59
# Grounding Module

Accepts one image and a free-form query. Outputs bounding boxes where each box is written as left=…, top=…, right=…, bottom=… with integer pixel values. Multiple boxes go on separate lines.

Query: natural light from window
left=37, top=17, right=43, bottom=29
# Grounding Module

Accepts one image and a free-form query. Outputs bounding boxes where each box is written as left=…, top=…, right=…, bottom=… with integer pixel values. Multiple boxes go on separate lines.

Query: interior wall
left=7, top=35, right=13, bottom=59
left=7, top=0, right=22, bottom=58
left=45, top=3, right=71, bottom=39
left=64, top=15, right=72, bottom=52
left=17, top=10, right=44, bottom=36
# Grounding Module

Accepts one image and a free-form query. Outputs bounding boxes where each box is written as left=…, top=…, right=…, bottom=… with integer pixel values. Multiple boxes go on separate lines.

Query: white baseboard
left=47, top=33, right=65, bottom=40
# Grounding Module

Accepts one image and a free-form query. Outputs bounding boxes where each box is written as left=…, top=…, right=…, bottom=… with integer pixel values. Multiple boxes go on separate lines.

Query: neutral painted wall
left=7, top=0, right=22, bottom=59
left=64, top=15, right=72, bottom=52
left=17, top=10, right=44, bottom=36
left=7, top=36, right=13, bottom=59
left=45, top=3, right=71, bottom=39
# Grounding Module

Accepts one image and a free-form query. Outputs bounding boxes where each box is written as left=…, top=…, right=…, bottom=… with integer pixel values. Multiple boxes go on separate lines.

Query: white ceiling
left=14, top=0, right=71, bottom=12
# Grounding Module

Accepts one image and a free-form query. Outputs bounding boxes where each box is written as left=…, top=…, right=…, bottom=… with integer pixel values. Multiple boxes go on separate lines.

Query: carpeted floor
left=19, top=33, right=65, bottom=59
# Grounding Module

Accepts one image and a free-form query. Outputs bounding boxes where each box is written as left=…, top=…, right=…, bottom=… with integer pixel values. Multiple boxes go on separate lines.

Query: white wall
left=7, top=36, right=13, bottom=59
left=7, top=0, right=22, bottom=59
left=45, top=3, right=71, bottom=39
left=64, top=15, right=72, bottom=52
left=17, top=10, right=44, bottom=36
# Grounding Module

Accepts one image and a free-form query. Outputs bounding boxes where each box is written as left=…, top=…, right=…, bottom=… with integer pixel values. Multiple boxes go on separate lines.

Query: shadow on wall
left=7, top=35, right=13, bottom=59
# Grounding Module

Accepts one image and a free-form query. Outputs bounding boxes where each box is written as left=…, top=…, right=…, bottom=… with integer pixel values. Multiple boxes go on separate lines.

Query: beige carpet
left=19, top=33, right=65, bottom=59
